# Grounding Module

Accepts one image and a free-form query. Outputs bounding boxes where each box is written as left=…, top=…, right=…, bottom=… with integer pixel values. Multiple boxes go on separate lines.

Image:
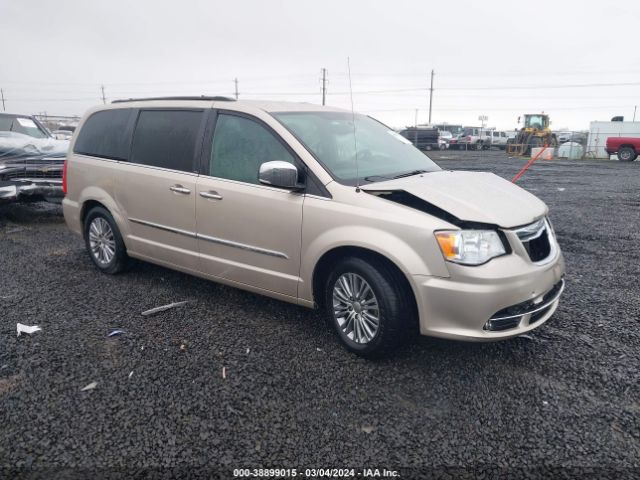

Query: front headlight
left=435, top=230, right=506, bottom=265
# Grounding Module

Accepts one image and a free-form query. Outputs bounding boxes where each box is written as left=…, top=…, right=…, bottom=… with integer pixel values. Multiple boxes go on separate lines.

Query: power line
left=438, top=81, right=640, bottom=91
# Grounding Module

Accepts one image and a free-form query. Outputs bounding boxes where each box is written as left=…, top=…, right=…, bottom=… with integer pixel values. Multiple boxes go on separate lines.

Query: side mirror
left=259, top=161, right=302, bottom=189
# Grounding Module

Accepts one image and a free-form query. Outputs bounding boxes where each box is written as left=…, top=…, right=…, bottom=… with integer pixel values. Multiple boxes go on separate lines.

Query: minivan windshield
left=273, top=111, right=440, bottom=185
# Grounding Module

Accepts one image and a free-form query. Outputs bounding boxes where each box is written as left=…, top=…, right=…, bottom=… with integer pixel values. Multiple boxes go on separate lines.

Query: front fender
left=299, top=223, right=449, bottom=303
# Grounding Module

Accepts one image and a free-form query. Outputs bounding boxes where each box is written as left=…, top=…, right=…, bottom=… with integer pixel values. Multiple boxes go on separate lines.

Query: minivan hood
left=362, top=170, right=547, bottom=228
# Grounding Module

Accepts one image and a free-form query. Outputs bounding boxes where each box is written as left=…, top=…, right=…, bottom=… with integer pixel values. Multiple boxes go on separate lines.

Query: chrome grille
left=513, top=218, right=555, bottom=264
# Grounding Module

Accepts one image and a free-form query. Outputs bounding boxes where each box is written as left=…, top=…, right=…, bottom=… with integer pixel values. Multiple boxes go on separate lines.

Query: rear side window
left=74, top=109, right=133, bottom=160
left=130, top=110, right=204, bottom=172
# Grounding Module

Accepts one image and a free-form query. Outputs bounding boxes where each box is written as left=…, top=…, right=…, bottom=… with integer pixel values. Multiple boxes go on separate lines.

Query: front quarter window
left=273, top=111, right=440, bottom=185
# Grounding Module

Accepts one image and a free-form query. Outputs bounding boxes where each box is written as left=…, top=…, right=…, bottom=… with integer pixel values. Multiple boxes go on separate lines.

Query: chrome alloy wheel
left=332, top=273, right=380, bottom=344
left=88, top=217, right=116, bottom=266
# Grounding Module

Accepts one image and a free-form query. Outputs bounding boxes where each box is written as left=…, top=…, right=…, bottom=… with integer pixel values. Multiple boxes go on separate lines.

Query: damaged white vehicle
left=0, top=113, right=68, bottom=204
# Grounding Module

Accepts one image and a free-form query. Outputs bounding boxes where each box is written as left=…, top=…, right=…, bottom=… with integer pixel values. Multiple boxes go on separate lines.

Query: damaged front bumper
left=0, top=179, right=63, bottom=204
left=0, top=155, right=64, bottom=204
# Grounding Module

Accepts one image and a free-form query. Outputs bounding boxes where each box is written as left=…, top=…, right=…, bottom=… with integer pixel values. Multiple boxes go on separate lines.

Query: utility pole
left=634, top=105, right=637, bottom=122
left=0, top=88, right=5, bottom=111
left=321, top=68, right=327, bottom=106
left=101, top=85, right=106, bottom=104
left=234, top=78, right=239, bottom=100
left=428, top=69, right=434, bottom=124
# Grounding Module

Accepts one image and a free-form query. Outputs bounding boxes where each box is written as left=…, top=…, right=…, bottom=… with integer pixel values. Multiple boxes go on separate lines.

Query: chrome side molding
left=128, top=217, right=288, bottom=259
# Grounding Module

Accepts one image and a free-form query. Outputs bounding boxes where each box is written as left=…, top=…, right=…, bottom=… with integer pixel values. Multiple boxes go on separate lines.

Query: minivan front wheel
left=83, top=206, right=128, bottom=274
left=324, top=257, right=411, bottom=357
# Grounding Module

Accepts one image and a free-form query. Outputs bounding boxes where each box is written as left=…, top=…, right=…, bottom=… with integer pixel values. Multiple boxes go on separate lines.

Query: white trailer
left=587, top=121, right=640, bottom=159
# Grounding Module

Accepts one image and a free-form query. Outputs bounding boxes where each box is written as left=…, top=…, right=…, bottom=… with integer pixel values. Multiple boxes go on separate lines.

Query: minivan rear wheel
left=83, top=206, right=128, bottom=274
left=324, top=257, right=412, bottom=357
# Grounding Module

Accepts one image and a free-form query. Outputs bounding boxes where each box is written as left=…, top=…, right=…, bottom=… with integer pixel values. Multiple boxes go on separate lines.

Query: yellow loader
left=506, top=114, right=558, bottom=156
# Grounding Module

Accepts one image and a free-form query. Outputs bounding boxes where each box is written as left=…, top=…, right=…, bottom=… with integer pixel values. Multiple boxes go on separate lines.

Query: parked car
left=0, top=113, right=68, bottom=204
left=63, top=97, right=565, bottom=357
left=398, top=127, right=447, bottom=150
left=438, top=130, right=453, bottom=148
left=487, top=130, right=509, bottom=149
left=605, top=137, right=640, bottom=161
left=557, top=131, right=587, bottom=146
left=51, top=130, right=73, bottom=140
left=453, top=127, right=492, bottom=150
left=431, top=124, right=463, bottom=137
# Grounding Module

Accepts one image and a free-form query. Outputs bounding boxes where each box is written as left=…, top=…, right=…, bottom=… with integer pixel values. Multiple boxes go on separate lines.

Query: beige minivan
left=63, top=96, right=565, bottom=356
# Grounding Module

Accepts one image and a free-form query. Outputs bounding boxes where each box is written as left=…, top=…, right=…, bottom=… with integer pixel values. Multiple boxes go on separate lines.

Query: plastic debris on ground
left=128, top=371, right=134, bottom=379
left=141, top=300, right=189, bottom=317
left=222, top=367, right=226, bottom=379
left=361, top=426, right=375, bottom=434
left=557, top=142, right=584, bottom=160
left=80, top=382, right=98, bottom=392
left=16, top=323, right=42, bottom=337
left=107, top=329, right=125, bottom=337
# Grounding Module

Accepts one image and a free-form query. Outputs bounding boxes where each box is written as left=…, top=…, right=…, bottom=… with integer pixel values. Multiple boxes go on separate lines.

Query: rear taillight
left=62, top=159, right=68, bottom=195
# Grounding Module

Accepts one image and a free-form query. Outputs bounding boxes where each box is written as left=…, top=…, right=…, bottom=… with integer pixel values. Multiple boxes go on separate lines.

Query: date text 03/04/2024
left=233, top=468, right=400, bottom=478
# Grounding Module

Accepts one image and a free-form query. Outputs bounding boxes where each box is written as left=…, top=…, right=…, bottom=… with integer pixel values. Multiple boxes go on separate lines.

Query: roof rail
left=112, top=95, right=235, bottom=104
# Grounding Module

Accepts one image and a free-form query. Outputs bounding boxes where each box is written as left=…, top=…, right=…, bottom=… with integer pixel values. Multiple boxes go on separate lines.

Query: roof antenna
left=347, top=57, right=360, bottom=192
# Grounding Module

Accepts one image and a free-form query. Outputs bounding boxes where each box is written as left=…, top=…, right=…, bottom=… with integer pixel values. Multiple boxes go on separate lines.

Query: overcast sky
left=1, top=0, right=639, bottom=130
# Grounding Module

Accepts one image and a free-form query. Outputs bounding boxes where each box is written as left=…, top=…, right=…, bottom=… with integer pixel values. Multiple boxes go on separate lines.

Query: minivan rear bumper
left=62, top=197, right=83, bottom=234
left=412, top=251, right=565, bottom=341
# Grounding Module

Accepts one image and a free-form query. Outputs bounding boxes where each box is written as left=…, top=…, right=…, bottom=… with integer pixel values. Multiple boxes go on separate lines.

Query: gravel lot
left=1, top=151, right=639, bottom=479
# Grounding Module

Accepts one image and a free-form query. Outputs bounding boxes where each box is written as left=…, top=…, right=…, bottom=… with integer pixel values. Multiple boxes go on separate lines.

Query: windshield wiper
left=363, top=174, right=393, bottom=182
left=392, top=169, right=429, bottom=179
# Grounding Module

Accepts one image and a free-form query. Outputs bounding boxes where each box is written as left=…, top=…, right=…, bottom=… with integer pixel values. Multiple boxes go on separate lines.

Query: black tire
left=526, top=136, right=543, bottom=155
left=324, top=257, right=414, bottom=357
left=83, top=206, right=129, bottom=274
left=618, top=147, right=637, bottom=162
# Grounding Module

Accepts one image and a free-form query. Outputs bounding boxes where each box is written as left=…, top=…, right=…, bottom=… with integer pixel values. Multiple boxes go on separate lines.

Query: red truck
left=605, top=137, right=640, bottom=161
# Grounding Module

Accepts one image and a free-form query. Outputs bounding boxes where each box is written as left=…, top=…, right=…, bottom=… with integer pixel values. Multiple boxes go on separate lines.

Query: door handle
left=199, top=191, right=223, bottom=200
left=169, top=185, right=191, bottom=194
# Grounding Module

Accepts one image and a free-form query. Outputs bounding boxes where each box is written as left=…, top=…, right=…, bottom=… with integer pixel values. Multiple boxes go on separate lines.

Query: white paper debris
left=128, top=371, right=134, bottom=379
left=246, top=348, right=250, bottom=354
left=108, top=329, right=125, bottom=337
left=518, top=334, right=534, bottom=341
left=222, top=367, right=226, bottom=379
left=141, top=300, right=188, bottom=317
left=16, top=117, right=38, bottom=128
left=81, top=382, right=98, bottom=391
left=557, top=187, right=566, bottom=192
left=17, top=323, right=41, bottom=336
